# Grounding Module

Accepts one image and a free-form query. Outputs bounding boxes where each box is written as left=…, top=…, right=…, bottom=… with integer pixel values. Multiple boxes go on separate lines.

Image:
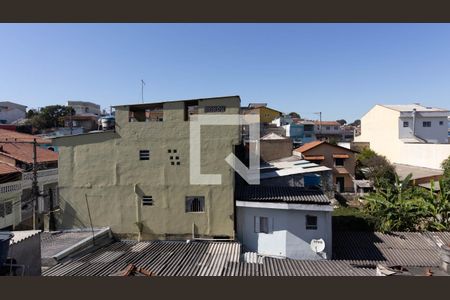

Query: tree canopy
left=288, top=112, right=301, bottom=119
left=336, top=119, right=347, bottom=125
left=25, top=105, right=75, bottom=131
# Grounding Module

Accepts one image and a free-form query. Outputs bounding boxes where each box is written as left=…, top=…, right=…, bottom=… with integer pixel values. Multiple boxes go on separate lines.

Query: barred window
left=185, top=196, right=205, bottom=213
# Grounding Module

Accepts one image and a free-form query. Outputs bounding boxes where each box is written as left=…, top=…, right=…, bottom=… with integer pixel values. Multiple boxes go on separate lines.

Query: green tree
left=288, top=112, right=301, bottom=119
left=25, top=105, right=75, bottom=130
left=423, top=179, right=450, bottom=231
left=336, top=119, right=347, bottom=126
left=356, top=148, right=396, bottom=187
left=364, top=174, right=430, bottom=232
left=441, top=156, right=450, bottom=188
left=350, top=119, right=361, bottom=126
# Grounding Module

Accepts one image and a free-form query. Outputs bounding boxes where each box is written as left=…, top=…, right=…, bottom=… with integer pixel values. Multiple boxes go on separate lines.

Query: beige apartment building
left=53, top=96, right=241, bottom=240
left=355, top=104, right=450, bottom=169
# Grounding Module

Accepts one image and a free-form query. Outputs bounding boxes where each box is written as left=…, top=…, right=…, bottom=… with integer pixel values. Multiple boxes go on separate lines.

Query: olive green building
left=54, top=96, right=241, bottom=240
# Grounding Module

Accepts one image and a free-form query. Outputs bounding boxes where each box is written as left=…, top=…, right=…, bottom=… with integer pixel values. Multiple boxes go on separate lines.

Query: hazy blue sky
left=1, top=23, right=450, bottom=121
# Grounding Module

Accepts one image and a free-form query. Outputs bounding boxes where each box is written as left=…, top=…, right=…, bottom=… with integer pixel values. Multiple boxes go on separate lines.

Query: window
left=334, top=126, right=339, bottom=130
left=306, top=215, right=318, bottom=230
left=185, top=196, right=205, bottom=212
left=142, top=196, right=153, bottom=206
left=254, top=216, right=270, bottom=233
left=439, top=121, right=444, bottom=126
left=403, top=121, right=409, bottom=127
left=326, top=126, right=331, bottom=130
left=139, top=150, right=150, bottom=160
left=5, top=201, right=12, bottom=215
left=423, top=121, right=431, bottom=127
left=335, top=158, right=345, bottom=166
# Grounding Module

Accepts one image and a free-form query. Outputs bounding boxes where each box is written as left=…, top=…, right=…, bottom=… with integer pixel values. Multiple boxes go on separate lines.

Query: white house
left=67, top=100, right=101, bottom=116
left=355, top=104, right=450, bottom=169
left=0, top=101, right=27, bottom=124
left=236, top=185, right=333, bottom=260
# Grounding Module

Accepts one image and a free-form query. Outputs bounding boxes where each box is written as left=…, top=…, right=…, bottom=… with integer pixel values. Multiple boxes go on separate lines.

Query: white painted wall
left=355, top=105, right=450, bottom=169
left=0, top=107, right=26, bottom=124
left=236, top=204, right=332, bottom=260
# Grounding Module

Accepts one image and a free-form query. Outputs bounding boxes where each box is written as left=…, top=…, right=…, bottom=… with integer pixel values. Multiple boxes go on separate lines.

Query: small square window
left=171, top=161, right=175, bottom=165
left=173, top=149, right=177, bottom=153
left=306, top=215, right=318, bottom=230
left=423, top=121, right=431, bottom=127
left=176, top=161, right=180, bottom=165
left=186, top=196, right=205, bottom=212
left=139, top=150, right=150, bottom=160
left=170, top=156, right=173, bottom=160
left=168, top=149, right=172, bottom=153
left=142, top=196, right=153, bottom=206
left=403, top=121, right=409, bottom=127
left=335, top=158, right=345, bottom=166
left=175, top=156, right=179, bottom=160
left=439, top=121, right=444, bottom=126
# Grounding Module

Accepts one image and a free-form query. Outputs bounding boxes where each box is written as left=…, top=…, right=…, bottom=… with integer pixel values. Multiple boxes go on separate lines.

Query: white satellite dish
left=310, top=238, right=326, bottom=253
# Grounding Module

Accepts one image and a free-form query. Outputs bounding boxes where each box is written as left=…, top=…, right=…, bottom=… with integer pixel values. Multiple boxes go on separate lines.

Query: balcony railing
left=0, top=181, right=22, bottom=195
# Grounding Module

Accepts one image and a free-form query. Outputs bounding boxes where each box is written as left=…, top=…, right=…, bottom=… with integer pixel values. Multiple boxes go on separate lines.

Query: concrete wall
left=236, top=205, right=332, bottom=259
left=8, top=233, right=41, bottom=276
left=0, top=184, right=22, bottom=229
left=260, top=139, right=292, bottom=162
left=54, top=97, right=241, bottom=240
left=356, top=105, right=450, bottom=169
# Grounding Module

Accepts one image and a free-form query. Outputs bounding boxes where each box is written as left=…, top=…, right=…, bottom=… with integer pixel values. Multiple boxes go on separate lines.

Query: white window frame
left=423, top=121, right=432, bottom=128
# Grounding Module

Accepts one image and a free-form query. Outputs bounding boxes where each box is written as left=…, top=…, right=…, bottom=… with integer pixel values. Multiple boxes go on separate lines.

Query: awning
left=333, top=154, right=349, bottom=159
left=304, top=155, right=325, bottom=161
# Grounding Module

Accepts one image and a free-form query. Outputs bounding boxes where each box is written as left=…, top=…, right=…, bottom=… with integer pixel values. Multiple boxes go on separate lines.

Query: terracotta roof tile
left=0, top=162, right=21, bottom=175
left=294, top=141, right=325, bottom=153
left=0, top=143, right=58, bottom=163
left=0, top=129, right=50, bottom=144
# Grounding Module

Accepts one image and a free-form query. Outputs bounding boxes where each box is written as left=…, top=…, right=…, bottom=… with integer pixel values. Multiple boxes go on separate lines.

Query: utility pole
left=0, top=138, right=41, bottom=230
left=314, top=112, right=322, bottom=138
left=32, top=138, right=38, bottom=230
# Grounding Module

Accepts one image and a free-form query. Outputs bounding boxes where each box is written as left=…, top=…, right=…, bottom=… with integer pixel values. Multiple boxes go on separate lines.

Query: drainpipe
left=412, top=108, right=416, bottom=137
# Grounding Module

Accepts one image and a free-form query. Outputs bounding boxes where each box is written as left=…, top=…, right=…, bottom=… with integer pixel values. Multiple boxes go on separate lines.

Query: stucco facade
left=355, top=104, right=450, bottom=169
left=54, top=96, right=241, bottom=240
left=236, top=202, right=332, bottom=259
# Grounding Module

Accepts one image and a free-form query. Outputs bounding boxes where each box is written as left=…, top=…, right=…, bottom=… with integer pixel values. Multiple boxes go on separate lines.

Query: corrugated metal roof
left=333, top=231, right=443, bottom=267
left=10, top=230, right=41, bottom=245
left=235, top=185, right=331, bottom=204
left=43, top=240, right=241, bottom=276
left=222, top=258, right=375, bottom=276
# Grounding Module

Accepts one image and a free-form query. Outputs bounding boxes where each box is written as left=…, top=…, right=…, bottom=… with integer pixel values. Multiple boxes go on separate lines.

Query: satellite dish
left=310, top=238, right=326, bottom=253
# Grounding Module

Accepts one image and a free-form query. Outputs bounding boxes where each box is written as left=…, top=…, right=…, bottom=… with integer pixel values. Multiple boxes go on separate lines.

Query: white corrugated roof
left=10, top=230, right=41, bottom=245
left=381, top=104, right=448, bottom=112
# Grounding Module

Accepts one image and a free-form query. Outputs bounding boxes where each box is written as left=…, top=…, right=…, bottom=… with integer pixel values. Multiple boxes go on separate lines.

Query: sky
left=1, top=23, right=450, bottom=122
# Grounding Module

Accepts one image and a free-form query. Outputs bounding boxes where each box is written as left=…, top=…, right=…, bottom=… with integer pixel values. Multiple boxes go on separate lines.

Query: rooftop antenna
left=141, top=80, right=146, bottom=103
